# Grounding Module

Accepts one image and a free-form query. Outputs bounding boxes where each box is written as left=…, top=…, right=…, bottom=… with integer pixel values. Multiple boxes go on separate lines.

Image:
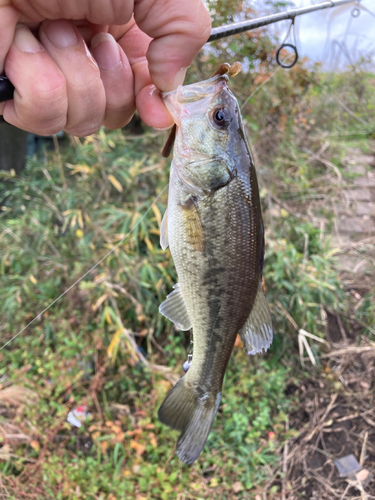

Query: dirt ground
left=267, top=147, right=375, bottom=499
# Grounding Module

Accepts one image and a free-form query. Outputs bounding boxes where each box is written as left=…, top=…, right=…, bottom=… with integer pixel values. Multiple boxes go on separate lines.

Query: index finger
left=0, top=5, right=19, bottom=73
left=134, top=0, right=211, bottom=92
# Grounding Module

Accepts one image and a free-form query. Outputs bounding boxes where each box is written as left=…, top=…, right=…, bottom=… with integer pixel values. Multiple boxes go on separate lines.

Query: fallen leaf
left=126, top=429, right=142, bottom=438
left=148, top=432, right=157, bottom=448
left=108, top=174, right=123, bottom=192
left=30, top=440, right=40, bottom=452
left=356, top=468, right=372, bottom=485
left=232, top=481, right=243, bottom=493
left=234, top=334, right=242, bottom=348
left=360, top=380, right=370, bottom=390
left=130, top=439, right=146, bottom=456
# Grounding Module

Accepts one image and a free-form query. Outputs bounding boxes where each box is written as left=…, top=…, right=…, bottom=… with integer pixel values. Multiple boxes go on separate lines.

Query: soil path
left=333, top=148, right=375, bottom=274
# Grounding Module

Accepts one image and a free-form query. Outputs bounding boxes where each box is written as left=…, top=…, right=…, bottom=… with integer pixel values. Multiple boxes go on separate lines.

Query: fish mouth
left=162, top=74, right=229, bottom=126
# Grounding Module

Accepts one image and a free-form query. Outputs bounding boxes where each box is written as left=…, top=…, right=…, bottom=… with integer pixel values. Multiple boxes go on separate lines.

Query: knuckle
left=103, top=109, right=135, bottom=130
left=64, top=85, right=106, bottom=136
left=26, top=98, right=67, bottom=135
left=32, top=73, right=67, bottom=103
left=18, top=93, right=67, bottom=135
left=64, top=118, right=103, bottom=137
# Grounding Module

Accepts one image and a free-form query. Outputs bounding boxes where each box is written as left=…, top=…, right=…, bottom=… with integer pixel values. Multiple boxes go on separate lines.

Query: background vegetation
left=1, top=0, right=374, bottom=498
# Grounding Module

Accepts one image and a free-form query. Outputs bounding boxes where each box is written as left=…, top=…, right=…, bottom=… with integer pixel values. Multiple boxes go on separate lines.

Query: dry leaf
left=130, top=439, right=146, bottom=456
left=108, top=174, right=123, bottom=192
left=30, top=440, right=40, bottom=452
left=29, top=274, right=37, bottom=284
left=232, top=481, right=243, bottom=493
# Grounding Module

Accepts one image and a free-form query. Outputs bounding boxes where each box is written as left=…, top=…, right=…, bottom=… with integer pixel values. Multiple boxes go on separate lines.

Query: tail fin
left=158, top=377, right=221, bottom=465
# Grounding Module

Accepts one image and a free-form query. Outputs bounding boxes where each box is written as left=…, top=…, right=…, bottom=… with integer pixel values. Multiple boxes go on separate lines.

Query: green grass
left=0, top=129, right=296, bottom=499
left=1, top=63, right=374, bottom=498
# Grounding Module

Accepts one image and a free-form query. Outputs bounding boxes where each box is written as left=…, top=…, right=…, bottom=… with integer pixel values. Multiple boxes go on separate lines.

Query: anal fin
left=159, top=283, right=192, bottom=331
left=239, top=281, right=273, bottom=355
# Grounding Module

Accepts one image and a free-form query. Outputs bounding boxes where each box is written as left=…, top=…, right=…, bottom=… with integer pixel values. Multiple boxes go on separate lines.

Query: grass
left=0, top=128, right=296, bottom=499
left=0, top=62, right=374, bottom=498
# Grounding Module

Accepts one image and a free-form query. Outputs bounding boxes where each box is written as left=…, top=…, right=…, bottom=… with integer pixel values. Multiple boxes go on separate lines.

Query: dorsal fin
left=162, top=124, right=177, bottom=158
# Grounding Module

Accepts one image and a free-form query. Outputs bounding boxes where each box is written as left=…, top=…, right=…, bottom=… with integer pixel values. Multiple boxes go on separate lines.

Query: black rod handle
left=0, top=75, right=14, bottom=103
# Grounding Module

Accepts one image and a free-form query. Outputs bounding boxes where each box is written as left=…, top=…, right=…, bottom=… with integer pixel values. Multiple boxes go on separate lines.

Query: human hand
left=0, top=1, right=211, bottom=136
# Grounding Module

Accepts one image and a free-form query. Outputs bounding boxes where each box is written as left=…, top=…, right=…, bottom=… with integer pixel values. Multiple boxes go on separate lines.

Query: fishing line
left=240, top=52, right=295, bottom=111
left=0, top=184, right=169, bottom=351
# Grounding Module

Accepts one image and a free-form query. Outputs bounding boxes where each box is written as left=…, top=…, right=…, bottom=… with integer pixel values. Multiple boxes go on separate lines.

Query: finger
left=0, top=5, right=21, bottom=115
left=114, top=21, right=173, bottom=129
left=39, top=19, right=106, bottom=136
left=39, top=1, right=135, bottom=27
left=91, top=32, right=135, bottom=129
left=134, top=0, right=211, bottom=91
left=0, top=5, right=19, bottom=73
left=136, top=84, right=173, bottom=129
left=2, top=25, right=68, bottom=135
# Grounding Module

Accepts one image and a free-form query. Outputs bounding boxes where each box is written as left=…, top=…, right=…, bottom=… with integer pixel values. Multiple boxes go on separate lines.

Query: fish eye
left=212, top=107, right=230, bottom=128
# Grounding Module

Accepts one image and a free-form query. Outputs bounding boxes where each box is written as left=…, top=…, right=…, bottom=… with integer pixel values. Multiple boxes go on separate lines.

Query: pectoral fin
left=239, top=281, right=273, bottom=355
left=159, top=283, right=192, bottom=331
left=160, top=208, right=169, bottom=250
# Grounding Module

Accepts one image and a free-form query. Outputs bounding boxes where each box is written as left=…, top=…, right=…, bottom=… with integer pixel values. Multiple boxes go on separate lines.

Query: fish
left=157, top=64, right=273, bottom=465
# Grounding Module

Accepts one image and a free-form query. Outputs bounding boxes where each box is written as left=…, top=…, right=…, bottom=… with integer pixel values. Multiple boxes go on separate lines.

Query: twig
left=331, top=95, right=371, bottom=127
left=275, top=300, right=299, bottom=330
left=360, top=431, right=368, bottom=467
left=304, top=394, right=338, bottom=443
left=108, top=296, right=148, bottom=366
left=52, top=134, right=66, bottom=190
left=163, top=442, right=176, bottom=472
left=282, top=418, right=289, bottom=500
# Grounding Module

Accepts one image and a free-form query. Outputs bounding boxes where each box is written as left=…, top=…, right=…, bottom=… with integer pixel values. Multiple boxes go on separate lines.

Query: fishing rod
left=208, top=0, right=358, bottom=42
left=0, top=0, right=359, bottom=103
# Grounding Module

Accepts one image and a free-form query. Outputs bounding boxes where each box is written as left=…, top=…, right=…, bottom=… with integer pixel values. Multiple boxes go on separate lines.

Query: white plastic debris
left=67, top=405, right=91, bottom=428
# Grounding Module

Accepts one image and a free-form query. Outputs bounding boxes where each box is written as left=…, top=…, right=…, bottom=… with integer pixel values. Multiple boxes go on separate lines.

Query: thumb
left=0, top=6, right=20, bottom=73
left=134, top=0, right=211, bottom=92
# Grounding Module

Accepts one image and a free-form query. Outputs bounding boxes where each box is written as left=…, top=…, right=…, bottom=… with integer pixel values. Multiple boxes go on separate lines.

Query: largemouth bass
left=158, top=65, right=273, bottom=465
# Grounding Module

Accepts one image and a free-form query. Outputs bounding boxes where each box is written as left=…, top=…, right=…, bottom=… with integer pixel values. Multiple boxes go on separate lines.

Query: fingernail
left=172, top=67, right=187, bottom=89
left=154, top=124, right=174, bottom=131
left=45, top=20, right=78, bottom=48
left=91, top=33, right=121, bottom=70
left=14, top=26, right=44, bottom=53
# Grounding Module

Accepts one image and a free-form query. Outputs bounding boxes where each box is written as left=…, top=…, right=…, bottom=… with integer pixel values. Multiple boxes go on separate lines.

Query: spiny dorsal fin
left=239, top=281, right=273, bottom=355
left=162, top=124, right=177, bottom=158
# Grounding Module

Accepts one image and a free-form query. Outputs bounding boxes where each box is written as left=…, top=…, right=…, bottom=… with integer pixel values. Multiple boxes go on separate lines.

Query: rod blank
left=208, top=0, right=357, bottom=41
